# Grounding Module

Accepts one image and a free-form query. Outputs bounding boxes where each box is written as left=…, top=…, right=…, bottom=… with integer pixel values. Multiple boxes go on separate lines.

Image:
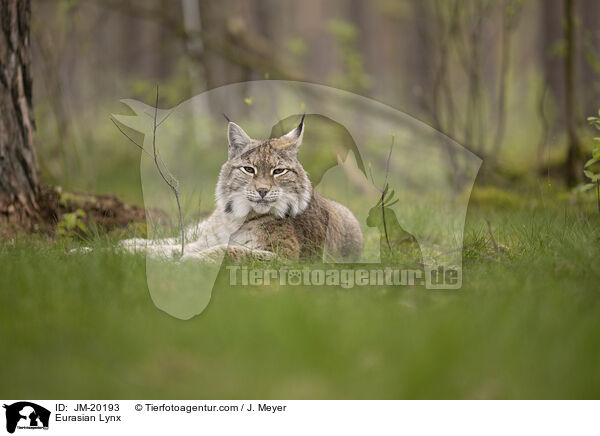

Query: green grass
left=1, top=192, right=599, bottom=399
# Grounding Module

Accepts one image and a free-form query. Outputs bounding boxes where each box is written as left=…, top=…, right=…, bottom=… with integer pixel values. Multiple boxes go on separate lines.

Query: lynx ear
left=228, top=122, right=252, bottom=157
left=282, top=114, right=305, bottom=149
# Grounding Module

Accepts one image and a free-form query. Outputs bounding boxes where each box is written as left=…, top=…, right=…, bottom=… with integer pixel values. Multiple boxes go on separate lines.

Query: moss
left=470, top=186, right=526, bottom=208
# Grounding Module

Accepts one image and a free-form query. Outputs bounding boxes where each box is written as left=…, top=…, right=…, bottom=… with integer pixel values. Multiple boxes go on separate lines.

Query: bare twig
left=380, top=185, right=393, bottom=254
left=112, top=85, right=185, bottom=257
left=383, top=136, right=394, bottom=189
left=151, top=86, right=185, bottom=257
left=379, top=136, right=395, bottom=255
left=110, top=118, right=153, bottom=158
left=485, top=218, right=499, bottom=254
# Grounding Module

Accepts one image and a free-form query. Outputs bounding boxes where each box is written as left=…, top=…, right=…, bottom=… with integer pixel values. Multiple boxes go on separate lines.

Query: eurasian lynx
left=120, top=117, right=363, bottom=263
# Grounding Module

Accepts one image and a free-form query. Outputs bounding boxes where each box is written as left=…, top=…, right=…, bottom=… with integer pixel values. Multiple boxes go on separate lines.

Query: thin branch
left=112, top=85, right=185, bottom=257
left=110, top=118, right=153, bottom=158
left=151, top=86, right=185, bottom=257
left=485, top=218, right=499, bottom=254
left=383, top=135, right=394, bottom=190
left=380, top=136, right=395, bottom=255
left=380, top=185, right=393, bottom=255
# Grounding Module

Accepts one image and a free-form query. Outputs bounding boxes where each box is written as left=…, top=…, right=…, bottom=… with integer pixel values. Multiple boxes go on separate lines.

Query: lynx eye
left=241, top=166, right=255, bottom=175
left=272, top=168, right=288, bottom=176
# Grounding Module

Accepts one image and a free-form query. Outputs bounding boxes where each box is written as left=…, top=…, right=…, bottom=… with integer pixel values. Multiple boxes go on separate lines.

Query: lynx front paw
left=118, top=238, right=148, bottom=249
left=179, top=245, right=277, bottom=263
left=68, top=246, right=92, bottom=254
left=180, top=245, right=228, bottom=263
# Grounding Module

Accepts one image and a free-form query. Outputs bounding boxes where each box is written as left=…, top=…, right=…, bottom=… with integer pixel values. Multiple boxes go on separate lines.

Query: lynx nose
left=256, top=187, right=269, bottom=198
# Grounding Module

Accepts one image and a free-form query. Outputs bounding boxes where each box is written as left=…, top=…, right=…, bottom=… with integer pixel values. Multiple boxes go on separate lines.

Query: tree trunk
left=0, top=0, right=42, bottom=226
left=540, top=0, right=565, bottom=131
left=563, top=0, right=583, bottom=186
left=579, top=0, right=600, bottom=118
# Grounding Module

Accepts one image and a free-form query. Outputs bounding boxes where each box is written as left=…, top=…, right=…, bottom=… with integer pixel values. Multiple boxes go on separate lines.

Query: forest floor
left=0, top=186, right=599, bottom=398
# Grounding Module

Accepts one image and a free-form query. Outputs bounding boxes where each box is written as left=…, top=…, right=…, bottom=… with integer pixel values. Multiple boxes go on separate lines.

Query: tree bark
left=563, top=0, right=583, bottom=186
left=0, top=0, right=42, bottom=226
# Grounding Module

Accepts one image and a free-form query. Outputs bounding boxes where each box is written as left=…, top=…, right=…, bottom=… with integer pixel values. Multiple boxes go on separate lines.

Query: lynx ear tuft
left=282, top=114, right=305, bottom=149
left=228, top=122, right=252, bottom=157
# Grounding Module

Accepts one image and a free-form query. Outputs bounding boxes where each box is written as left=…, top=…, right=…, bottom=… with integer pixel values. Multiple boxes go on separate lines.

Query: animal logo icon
left=3, top=402, right=50, bottom=434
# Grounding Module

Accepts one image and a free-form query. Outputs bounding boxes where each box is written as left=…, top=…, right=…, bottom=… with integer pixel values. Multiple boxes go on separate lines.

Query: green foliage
left=326, top=19, right=371, bottom=94
left=57, top=208, right=87, bottom=241
left=584, top=112, right=600, bottom=213
left=286, top=37, right=309, bottom=57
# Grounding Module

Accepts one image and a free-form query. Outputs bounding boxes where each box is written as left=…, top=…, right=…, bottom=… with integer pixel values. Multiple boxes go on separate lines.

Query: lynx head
left=216, top=116, right=312, bottom=218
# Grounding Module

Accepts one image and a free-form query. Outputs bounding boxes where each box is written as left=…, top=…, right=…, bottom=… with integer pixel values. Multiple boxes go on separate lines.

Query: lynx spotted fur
left=120, top=117, right=363, bottom=263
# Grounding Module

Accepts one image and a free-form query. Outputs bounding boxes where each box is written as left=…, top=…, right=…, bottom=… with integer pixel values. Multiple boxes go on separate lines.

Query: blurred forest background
left=29, top=0, right=600, bottom=205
